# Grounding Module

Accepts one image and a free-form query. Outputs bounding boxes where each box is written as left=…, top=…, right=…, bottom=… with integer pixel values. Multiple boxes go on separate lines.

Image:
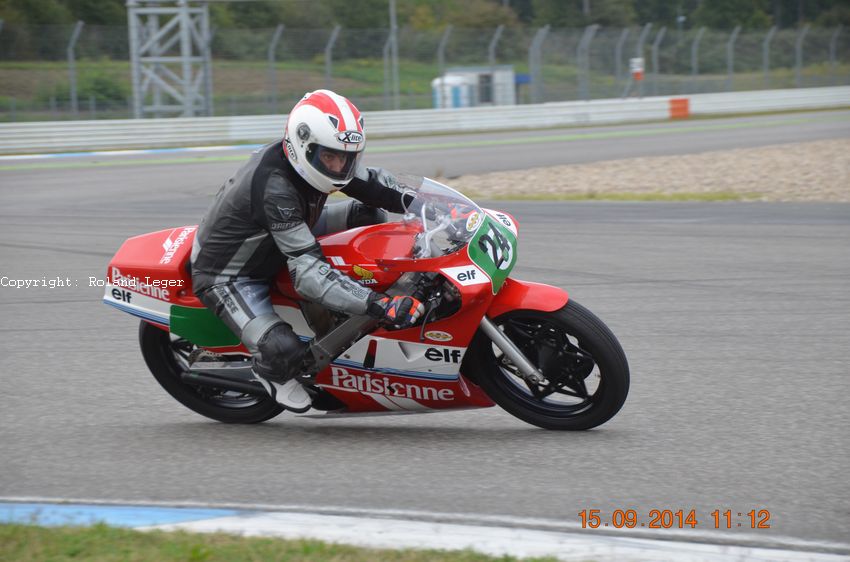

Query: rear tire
left=138, top=320, right=283, bottom=424
left=467, top=300, right=629, bottom=430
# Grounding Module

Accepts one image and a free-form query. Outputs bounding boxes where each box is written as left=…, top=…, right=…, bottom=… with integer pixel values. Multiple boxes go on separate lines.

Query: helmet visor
left=307, top=144, right=362, bottom=183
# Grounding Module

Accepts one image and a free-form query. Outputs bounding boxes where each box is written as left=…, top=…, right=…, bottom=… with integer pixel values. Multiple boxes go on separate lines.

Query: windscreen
left=394, top=175, right=483, bottom=259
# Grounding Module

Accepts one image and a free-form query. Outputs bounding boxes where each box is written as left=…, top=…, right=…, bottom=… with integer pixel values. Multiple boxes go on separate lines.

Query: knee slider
left=254, top=322, right=308, bottom=382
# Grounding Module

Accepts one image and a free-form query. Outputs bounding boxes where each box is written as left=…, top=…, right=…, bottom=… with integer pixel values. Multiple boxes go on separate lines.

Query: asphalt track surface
left=1, top=111, right=849, bottom=554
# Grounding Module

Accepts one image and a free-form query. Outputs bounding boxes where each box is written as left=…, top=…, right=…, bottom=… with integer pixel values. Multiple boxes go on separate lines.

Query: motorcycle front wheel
left=138, top=320, right=283, bottom=424
left=467, top=300, right=629, bottom=430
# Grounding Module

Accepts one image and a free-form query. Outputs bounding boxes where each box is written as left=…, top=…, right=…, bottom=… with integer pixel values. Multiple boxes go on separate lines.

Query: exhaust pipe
left=181, top=372, right=266, bottom=395
left=182, top=361, right=267, bottom=396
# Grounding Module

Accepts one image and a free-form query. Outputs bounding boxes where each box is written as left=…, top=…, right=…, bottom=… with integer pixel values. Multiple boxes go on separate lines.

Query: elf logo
left=441, top=265, right=488, bottom=287
left=457, top=270, right=476, bottom=282
left=484, top=209, right=518, bottom=236
left=111, top=288, right=132, bottom=303
left=495, top=212, right=513, bottom=228
left=425, top=347, right=462, bottom=363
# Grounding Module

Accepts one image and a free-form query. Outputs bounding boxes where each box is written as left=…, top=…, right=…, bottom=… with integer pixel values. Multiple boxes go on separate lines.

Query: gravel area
left=447, top=138, right=850, bottom=202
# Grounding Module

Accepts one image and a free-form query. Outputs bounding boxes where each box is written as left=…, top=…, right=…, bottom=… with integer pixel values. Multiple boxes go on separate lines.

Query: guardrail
left=0, top=86, right=847, bottom=155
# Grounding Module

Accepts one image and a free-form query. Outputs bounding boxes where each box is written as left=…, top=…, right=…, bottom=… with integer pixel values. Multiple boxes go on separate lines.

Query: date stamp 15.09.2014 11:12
left=578, top=509, right=771, bottom=530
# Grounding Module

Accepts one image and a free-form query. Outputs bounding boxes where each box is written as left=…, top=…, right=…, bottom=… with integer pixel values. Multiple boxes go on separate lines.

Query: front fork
left=479, top=316, right=544, bottom=385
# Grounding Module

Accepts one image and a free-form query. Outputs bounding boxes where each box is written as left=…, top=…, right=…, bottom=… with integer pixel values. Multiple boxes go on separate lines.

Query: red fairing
left=290, top=221, right=497, bottom=348
left=107, top=223, right=298, bottom=309
left=275, top=222, right=421, bottom=299
left=487, top=278, right=569, bottom=319
left=105, top=225, right=199, bottom=307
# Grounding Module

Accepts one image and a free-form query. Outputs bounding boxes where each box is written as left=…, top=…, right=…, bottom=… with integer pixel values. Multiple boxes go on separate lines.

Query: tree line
left=1, top=0, right=848, bottom=29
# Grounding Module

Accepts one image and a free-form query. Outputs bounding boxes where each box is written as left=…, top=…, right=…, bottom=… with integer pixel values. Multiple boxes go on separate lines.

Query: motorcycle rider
left=191, top=89, right=424, bottom=413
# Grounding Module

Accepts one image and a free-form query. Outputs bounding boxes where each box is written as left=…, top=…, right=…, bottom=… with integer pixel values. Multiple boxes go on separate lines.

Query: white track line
left=3, top=496, right=847, bottom=562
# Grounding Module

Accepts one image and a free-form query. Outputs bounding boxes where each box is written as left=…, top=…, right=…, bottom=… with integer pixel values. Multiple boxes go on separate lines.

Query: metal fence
left=0, top=22, right=847, bottom=121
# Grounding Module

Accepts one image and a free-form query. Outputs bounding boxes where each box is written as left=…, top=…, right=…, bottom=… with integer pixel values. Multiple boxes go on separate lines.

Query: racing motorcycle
left=103, top=176, right=629, bottom=430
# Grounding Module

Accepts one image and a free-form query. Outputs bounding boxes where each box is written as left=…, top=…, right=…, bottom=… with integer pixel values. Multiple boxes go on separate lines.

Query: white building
left=431, top=65, right=517, bottom=108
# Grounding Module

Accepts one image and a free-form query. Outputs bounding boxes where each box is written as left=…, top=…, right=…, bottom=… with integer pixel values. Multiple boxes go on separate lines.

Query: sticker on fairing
left=440, top=265, right=489, bottom=287
left=465, top=211, right=483, bottom=232
left=424, top=330, right=453, bottom=343
left=484, top=209, right=518, bottom=237
left=467, top=215, right=517, bottom=294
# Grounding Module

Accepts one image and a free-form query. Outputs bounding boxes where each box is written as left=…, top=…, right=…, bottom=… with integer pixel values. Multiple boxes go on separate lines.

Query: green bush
left=40, top=64, right=129, bottom=103
left=80, top=69, right=129, bottom=103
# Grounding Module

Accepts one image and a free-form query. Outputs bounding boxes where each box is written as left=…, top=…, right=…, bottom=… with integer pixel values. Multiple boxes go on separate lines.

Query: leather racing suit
left=190, top=140, right=410, bottom=382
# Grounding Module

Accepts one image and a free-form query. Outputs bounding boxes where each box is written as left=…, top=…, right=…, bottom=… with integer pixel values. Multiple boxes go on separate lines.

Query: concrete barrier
left=0, top=87, right=847, bottom=155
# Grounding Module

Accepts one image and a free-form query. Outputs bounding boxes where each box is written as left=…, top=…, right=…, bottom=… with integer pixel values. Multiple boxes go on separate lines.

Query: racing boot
left=252, top=324, right=315, bottom=413
left=256, top=377, right=312, bottom=414
left=277, top=349, right=321, bottom=412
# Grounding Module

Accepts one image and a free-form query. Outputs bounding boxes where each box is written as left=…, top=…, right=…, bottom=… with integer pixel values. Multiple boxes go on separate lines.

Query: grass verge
left=0, top=523, right=560, bottom=562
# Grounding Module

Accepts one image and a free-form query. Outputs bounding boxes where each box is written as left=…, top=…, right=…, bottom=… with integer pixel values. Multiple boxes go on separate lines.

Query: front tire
left=467, top=300, right=629, bottom=430
left=138, top=321, right=283, bottom=423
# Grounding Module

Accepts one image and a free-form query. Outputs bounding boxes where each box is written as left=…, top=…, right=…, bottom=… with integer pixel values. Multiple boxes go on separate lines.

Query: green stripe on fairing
left=169, top=304, right=240, bottom=347
left=2, top=113, right=847, bottom=172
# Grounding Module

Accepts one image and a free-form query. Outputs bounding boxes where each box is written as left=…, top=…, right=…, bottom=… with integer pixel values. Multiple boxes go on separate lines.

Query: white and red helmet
left=283, top=89, right=366, bottom=194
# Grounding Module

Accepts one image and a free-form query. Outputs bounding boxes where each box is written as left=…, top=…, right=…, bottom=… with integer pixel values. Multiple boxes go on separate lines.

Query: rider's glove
left=367, top=293, right=424, bottom=329
left=356, top=165, right=399, bottom=191
left=371, top=167, right=399, bottom=190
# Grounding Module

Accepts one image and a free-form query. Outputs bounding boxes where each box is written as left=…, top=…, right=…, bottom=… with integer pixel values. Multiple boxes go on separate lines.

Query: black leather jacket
left=191, top=140, right=407, bottom=314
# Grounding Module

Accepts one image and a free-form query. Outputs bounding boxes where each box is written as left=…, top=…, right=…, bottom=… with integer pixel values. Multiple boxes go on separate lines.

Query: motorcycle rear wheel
left=138, top=320, right=284, bottom=423
left=468, top=300, right=629, bottom=430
